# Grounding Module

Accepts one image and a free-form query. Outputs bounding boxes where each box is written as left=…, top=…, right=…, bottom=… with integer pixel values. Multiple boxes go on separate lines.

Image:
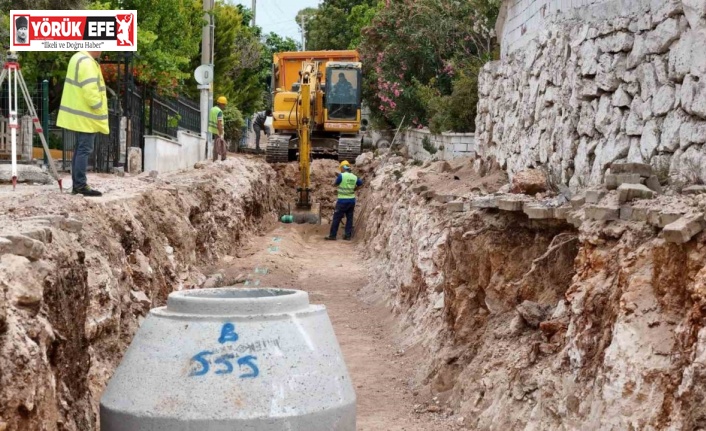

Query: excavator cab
left=324, top=64, right=361, bottom=122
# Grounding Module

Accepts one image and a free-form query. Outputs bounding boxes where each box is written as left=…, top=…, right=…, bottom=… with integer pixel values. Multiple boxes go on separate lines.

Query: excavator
left=268, top=51, right=364, bottom=224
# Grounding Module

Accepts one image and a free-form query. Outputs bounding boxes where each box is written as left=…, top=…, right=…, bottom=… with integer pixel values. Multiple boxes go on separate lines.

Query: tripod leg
left=17, top=70, right=63, bottom=191
left=9, top=68, right=17, bottom=189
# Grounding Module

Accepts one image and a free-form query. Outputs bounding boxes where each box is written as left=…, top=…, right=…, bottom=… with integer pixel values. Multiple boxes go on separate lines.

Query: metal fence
left=149, top=94, right=179, bottom=138
left=0, top=82, right=43, bottom=120
left=2, top=76, right=200, bottom=172
left=148, top=92, right=200, bottom=139
left=176, top=96, right=200, bottom=134
left=124, top=85, right=144, bottom=149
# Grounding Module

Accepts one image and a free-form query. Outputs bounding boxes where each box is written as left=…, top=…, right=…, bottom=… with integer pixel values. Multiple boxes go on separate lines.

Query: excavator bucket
left=292, top=202, right=321, bottom=224
left=281, top=202, right=321, bottom=225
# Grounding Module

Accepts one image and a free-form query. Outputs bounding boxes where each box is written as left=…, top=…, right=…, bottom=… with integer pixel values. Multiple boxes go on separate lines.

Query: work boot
left=324, top=236, right=336, bottom=241
left=72, top=186, right=103, bottom=197
left=343, top=235, right=351, bottom=241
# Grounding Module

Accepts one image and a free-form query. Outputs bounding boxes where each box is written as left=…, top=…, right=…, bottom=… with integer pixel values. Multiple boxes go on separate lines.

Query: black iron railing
left=176, top=96, right=200, bottom=134
left=149, top=94, right=179, bottom=138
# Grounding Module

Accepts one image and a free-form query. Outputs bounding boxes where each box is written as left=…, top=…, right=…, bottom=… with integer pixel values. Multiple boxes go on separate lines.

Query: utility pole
left=300, top=14, right=306, bottom=51
left=200, top=0, right=214, bottom=159
left=252, top=0, right=256, bottom=27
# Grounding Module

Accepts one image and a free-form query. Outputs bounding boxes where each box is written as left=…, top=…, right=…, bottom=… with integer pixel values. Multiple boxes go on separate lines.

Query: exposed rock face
left=510, top=169, right=549, bottom=195
left=476, top=0, right=706, bottom=191
left=0, top=159, right=285, bottom=430
left=360, top=160, right=706, bottom=430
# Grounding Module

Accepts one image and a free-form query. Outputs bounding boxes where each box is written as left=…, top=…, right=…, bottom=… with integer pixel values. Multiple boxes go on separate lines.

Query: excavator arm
left=287, top=61, right=322, bottom=224
left=297, top=61, right=318, bottom=210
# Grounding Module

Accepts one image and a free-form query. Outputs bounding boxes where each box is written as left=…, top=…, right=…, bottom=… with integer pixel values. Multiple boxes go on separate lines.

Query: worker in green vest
left=325, top=160, right=364, bottom=241
left=57, top=50, right=109, bottom=197
left=209, top=96, right=227, bottom=161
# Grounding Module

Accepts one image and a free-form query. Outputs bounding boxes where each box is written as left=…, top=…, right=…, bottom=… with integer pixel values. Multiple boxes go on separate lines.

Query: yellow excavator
left=270, top=51, right=364, bottom=224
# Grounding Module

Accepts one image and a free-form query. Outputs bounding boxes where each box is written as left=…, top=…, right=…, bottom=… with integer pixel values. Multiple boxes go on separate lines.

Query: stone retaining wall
left=476, top=0, right=706, bottom=192
left=403, top=128, right=477, bottom=161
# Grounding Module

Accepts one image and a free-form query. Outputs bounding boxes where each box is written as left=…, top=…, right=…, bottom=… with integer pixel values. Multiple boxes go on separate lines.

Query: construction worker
left=209, top=96, right=227, bottom=161
left=252, top=109, right=272, bottom=152
left=57, top=50, right=108, bottom=197
left=325, top=160, right=363, bottom=241
left=332, top=72, right=354, bottom=103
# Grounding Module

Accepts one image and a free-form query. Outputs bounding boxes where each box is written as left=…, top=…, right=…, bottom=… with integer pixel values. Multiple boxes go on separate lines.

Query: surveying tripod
left=0, top=51, right=62, bottom=191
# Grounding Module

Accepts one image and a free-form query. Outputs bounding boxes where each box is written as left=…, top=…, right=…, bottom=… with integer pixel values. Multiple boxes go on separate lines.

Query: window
left=326, top=68, right=361, bottom=121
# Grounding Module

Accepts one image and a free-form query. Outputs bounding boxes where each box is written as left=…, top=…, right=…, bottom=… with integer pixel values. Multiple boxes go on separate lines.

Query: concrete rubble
left=0, top=164, right=54, bottom=185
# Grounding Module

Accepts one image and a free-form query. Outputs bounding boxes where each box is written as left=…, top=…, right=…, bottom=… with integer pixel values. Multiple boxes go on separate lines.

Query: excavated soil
left=354, top=151, right=706, bottom=430
left=0, top=156, right=286, bottom=430
left=5, top=149, right=706, bottom=431
left=272, top=159, right=342, bottom=219
left=201, top=224, right=466, bottom=430
left=0, top=154, right=467, bottom=430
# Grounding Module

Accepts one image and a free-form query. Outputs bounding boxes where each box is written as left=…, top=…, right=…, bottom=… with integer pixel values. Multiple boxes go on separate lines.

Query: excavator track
left=266, top=135, right=291, bottom=163
left=337, top=135, right=362, bottom=163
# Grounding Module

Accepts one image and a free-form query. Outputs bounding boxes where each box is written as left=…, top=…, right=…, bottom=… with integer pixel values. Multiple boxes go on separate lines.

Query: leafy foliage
left=259, top=32, right=299, bottom=100
left=190, top=2, right=264, bottom=115
left=302, top=0, right=378, bottom=50
left=223, top=104, right=245, bottom=144
left=416, top=60, right=482, bottom=133
left=109, top=0, right=203, bottom=89
left=359, top=0, right=499, bottom=131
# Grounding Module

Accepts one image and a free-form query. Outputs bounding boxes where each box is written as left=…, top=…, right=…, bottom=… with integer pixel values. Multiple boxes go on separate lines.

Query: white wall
left=478, top=0, right=706, bottom=190
left=495, top=0, right=656, bottom=56
left=143, top=130, right=206, bottom=174
left=403, top=128, right=477, bottom=161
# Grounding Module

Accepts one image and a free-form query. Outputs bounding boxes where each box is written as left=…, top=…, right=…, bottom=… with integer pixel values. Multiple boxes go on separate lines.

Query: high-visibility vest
left=209, top=106, right=223, bottom=134
left=57, top=51, right=109, bottom=134
left=338, top=172, right=358, bottom=200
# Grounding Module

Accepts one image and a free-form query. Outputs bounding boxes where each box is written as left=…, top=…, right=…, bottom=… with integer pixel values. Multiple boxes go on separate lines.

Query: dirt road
left=204, top=222, right=460, bottom=430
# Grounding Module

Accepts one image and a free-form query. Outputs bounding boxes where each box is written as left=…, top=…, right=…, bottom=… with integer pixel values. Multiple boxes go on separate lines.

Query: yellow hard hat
left=217, top=96, right=227, bottom=105
left=339, top=160, right=350, bottom=172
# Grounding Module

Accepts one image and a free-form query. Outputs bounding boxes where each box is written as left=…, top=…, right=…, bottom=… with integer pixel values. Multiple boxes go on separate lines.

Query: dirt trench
left=3, top=151, right=706, bottom=431
left=0, top=157, right=287, bottom=430
left=354, top=153, right=706, bottom=430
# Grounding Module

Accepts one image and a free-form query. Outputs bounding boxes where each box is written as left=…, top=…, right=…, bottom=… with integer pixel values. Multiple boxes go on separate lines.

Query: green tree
left=359, top=0, right=498, bottom=130
left=346, top=2, right=379, bottom=49
left=259, top=32, right=299, bottom=96
left=295, top=7, right=318, bottom=37
left=0, top=0, right=84, bottom=9
left=304, top=0, right=377, bottom=50
left=223, top=104, right=245, bottom=145
left=111, top=0, right=202, bottom=89
left=182, top=2, right=263, bottom=115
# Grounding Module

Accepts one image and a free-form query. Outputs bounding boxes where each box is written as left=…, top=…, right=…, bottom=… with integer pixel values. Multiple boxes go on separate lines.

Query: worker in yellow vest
left=325, top=160, right=364, bottom=241
left=57, top=50, right=108, bottom=197
left=209, top=96, right=227, bottom=161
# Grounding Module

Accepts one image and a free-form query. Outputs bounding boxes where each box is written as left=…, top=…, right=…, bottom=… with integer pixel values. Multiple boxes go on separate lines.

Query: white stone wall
left=143, top=130, right=206, bottom=174
left=403, top=128, right=477, bottom=161
left=496, top=0, right=655, bottom=56
left=478, top=0, right=706, bottom=191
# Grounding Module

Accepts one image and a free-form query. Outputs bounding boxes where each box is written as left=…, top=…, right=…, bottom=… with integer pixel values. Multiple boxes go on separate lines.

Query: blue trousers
left=72, top=132, right=96, bottom=190
left=330, top=201, right=355, bottom=238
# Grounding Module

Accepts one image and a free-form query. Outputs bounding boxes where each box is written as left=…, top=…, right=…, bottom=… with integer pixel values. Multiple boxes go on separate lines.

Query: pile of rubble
left=411, top=162, right=706, bottom=245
